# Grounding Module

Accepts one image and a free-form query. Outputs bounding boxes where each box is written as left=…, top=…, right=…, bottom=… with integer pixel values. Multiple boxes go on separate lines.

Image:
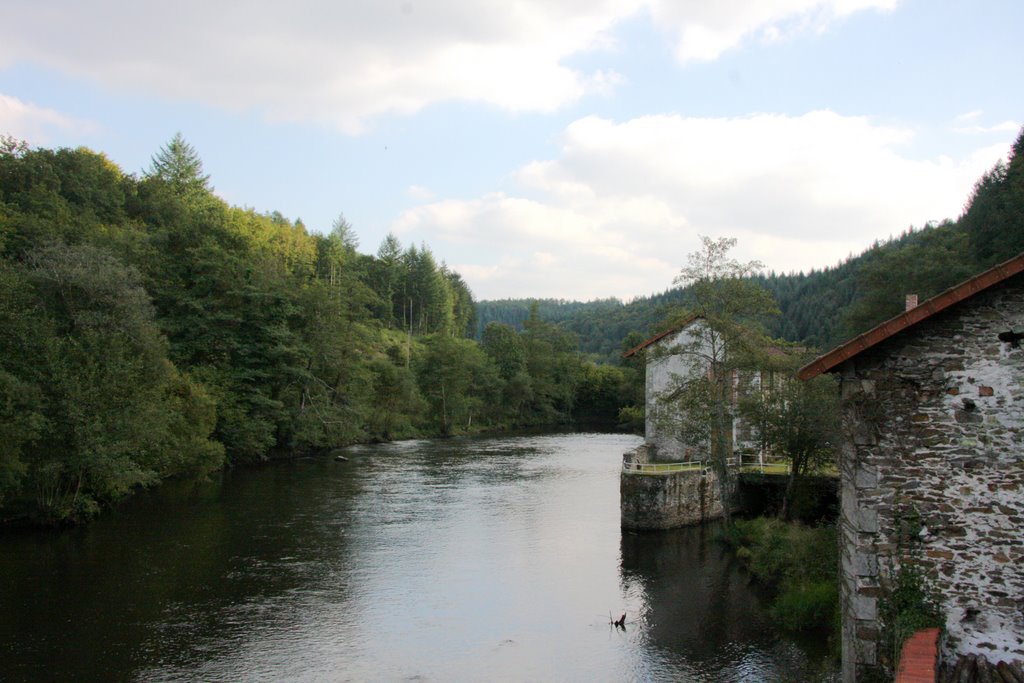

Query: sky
left=1, top=1, right=1021, bottom=302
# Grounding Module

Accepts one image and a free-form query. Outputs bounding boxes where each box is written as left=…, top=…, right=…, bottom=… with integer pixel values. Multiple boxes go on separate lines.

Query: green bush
left=771, top=580, right=838, bottom=632
left=721, top=517, right=838, bottom=634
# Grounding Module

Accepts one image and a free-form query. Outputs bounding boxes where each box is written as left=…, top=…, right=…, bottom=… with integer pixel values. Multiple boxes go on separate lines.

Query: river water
left=0, top=433, right=836, bottom=682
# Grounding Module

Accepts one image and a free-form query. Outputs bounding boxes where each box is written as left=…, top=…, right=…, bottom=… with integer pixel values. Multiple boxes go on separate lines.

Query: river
left=0, top=433, right=836, bottom=682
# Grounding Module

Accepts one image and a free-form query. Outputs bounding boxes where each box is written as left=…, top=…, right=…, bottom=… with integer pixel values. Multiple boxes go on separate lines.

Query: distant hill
left=478, top=128, right=1024, bottom=362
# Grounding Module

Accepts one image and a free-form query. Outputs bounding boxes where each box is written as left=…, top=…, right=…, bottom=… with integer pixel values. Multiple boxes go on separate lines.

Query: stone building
left=799, top=254, right=1024, bottom=682
left=620, top=317, right=782, bottom=529
left=622, top=315, right=768, bottom=463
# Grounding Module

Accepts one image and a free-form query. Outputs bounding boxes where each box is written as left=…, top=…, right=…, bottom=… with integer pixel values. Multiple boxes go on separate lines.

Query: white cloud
left=0, top=0, right=631, bottom=133
left=950, top=112, right=1019, bottom=137
left=1, top=0, right=895, bottom=132
left=407, top=185, right=435, bottom=201
left=648, top=0, right=898, bottom=64
left=955, top=110, right=983, bottom=123
left=395, top=111, right=1009, bottom=300
left=953, top=120, right=1020, bottom=135
left=0, top=93, right=95, bottom=144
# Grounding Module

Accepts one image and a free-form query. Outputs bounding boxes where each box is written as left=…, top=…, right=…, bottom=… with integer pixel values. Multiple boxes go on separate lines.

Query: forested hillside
left=0, top=134, right=638, bottom=524
left=480, top=128, right=1024, bottom=359
left=3, top=127, right=1020, bottom=524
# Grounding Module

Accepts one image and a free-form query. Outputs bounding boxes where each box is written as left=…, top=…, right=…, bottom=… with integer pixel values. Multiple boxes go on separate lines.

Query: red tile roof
left=798, top=252, right=1024, bottom=381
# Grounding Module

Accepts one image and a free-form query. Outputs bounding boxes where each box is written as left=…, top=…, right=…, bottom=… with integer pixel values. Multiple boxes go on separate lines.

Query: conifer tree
left=147, top=132, right=211, bottom=196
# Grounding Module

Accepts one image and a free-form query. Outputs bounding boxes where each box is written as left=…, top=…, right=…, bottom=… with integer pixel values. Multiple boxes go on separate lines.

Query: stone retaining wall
left=620, top=445, right=725, bottom=529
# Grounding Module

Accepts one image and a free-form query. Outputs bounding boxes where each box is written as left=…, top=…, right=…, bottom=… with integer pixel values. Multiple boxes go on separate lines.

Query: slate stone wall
left=836, top=274, right=1024, bottom=682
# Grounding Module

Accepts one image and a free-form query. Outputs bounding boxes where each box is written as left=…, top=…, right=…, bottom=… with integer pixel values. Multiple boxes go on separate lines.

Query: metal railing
left=622, top=460, right=707, bottom=474
left=623, top=454, right=793, bottom=476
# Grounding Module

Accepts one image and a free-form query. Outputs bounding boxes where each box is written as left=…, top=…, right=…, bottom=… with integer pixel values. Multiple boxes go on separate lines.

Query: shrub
left=721, top=517, right=838, bottom=634
left=878, top=562, right=943, bottom=673
left=771, top=580, right=838, bottom=632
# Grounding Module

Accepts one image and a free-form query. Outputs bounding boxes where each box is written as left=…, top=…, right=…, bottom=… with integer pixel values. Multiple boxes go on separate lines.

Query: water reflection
left=620, top=525, right=824, bottom=681
left=0, top=433, right=836, bottom=682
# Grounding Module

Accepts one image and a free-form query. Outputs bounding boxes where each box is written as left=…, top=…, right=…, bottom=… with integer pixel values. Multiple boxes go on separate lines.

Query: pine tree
left=147, top=132, right=211, bottom=196
left=963, top=128, right=1024, bottom=266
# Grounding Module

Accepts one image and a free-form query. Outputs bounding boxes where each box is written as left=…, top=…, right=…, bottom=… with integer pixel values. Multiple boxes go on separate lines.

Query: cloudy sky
left=1, top=1, right=1021, bottom=301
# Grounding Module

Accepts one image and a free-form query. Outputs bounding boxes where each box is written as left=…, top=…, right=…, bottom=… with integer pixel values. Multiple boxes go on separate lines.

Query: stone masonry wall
left=837, top=275, right=1024, bottom=682
left=621, top=446, right=725, bottom=529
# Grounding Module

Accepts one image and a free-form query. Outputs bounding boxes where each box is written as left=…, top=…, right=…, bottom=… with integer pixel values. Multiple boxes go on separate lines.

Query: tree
left=482, top=321, right=534, bottom=423
left=740, top=372, right=840, bottom=520
left=330, top=213, right=359, bottom=252
left=369, top=232, right=403, bottom=327
left=661, top=236, right=778, bottom=522
left=575, top=362, right=630, bottom=426
left=840, top=222, right=974, bottom=338
left=402, top=245, right=453, bottom=335
left=4, top=243, right=222, bottom=521
left=415, top=335, right=499, bottom=435
left=147, top=132, right=211, bottom=197
left=365, top=357, right=423, bottom=441
left=481, top=322, right=526, bottom=380
left=443, top=265, right=477, bottom=338
left=0, top=134, right=29, bottom=158
left=963, top=127, right=1024, bottom=267
left=522, top=302, right=580, bottom=423
left=0, top=262, right=49, bottom=509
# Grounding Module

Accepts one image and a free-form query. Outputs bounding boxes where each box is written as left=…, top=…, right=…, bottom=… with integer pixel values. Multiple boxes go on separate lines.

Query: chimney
left=905, top=294, right=918, bottom=311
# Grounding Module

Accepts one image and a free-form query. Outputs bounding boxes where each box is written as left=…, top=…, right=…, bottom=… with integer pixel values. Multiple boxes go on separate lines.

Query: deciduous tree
left=661, top=236, right=778, bottom=522
left=741, top=371, right=839, bottom=519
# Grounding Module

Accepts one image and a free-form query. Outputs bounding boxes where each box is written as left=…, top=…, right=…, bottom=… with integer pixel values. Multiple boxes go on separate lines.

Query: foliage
left=740, top=371, right=840, bottom=519
left=415, top=335, right=500, bottom=435
left=877, top=562, right=943, bottom=675
left=771, top=578, right=839, bottom=633
left=0, top=242, right=223, bottom=523
left=616, top=404, right=645, bottom=432
left=479, top=128, right=1024, bottom=356
left=365, top=355, right=422, bottom=441
left=656, top=237, right=778, bottom=521
left=0, top=134, right=625, bottom=524
left=574, top=362, right=632, bottom=426
left=963, top=129, right=1024, bottom=267
left=721, top=517, right=839, bottom=636
left=521, top=302, right=581, bottom=423
left=146, top=132, right=211, bottom=197
left=871, top=503, right=944, bottom=676
left=6, top=125, right=1023, bottom=525
left=838, top=221, right=975, bottom=338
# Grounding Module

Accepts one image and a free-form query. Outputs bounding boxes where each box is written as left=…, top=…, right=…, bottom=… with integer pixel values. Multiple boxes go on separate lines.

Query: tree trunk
left=780, top=460, right=798, bottom=521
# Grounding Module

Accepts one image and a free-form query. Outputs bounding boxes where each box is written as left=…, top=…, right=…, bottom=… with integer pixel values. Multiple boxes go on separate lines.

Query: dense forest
left=2, top=127, right=1021, bottom=525
left=479, top=128, right=1024, bottom=361
left=0, top=134, right=638, bottom=524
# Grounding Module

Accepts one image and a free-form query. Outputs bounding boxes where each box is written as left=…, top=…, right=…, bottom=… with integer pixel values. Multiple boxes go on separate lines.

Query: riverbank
left=718, top=517, right=840, bottom=651
left=1, top=422, right=639, bottom=530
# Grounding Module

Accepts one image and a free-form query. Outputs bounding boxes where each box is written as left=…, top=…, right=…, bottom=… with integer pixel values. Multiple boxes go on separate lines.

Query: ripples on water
left=0, top=433, right=837, bottom=682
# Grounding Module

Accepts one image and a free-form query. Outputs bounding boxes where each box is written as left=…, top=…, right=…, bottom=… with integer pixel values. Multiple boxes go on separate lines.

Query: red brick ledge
left=896, top=628, right=940, bottom=683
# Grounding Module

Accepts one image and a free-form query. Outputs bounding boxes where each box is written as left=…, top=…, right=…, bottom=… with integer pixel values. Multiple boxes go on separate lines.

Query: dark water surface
left=1, top=433, right=835, bottom=682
